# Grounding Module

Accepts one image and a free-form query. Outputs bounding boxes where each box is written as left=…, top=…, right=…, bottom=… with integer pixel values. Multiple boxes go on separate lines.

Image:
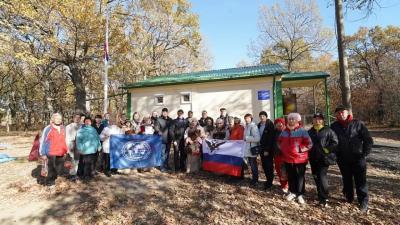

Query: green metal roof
left=122, top=64, right=289, bottom=89
left=282, top=71, right=329, bottom=81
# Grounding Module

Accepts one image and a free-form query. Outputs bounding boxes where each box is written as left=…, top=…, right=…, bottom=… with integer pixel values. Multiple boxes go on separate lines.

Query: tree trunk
left=69, top=65, right=87, bottom=114
left=334, top=0, right=352, bottom=113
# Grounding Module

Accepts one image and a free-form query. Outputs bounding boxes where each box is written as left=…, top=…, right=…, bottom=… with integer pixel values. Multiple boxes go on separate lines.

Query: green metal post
left=324, top=78, right=331, bottom=125
left=127, top=92, right=132, bottom=120
left=274, top=76, right=284, bottom=118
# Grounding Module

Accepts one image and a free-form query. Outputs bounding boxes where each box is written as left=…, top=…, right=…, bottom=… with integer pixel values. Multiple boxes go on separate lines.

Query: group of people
left=38, top=105, right=373, bottom=213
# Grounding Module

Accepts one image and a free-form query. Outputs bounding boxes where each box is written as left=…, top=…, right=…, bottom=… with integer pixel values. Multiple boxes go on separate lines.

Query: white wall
left=129, top=77, right=275, bottom=123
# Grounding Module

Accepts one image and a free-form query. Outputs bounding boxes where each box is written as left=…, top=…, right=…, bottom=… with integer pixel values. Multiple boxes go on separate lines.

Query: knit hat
left=287, top=113, right=301, bottom=122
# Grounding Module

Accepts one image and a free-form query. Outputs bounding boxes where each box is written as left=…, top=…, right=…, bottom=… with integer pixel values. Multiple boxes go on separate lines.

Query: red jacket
left=230, top=125, right=244, bottom=140
left=46, top=125, right=68, bottom=156
left=278, top=126, right=312, bottom=164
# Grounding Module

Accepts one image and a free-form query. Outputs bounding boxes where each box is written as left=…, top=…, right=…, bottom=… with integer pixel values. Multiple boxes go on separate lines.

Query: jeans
left=247, top=157, right=259, bottom=182
left=162, top=142, right=172, bottom=169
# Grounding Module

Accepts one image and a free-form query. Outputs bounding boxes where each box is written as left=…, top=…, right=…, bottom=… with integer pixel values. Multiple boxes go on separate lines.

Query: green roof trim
left=121, top=64, right=289, bottom=89
left=282, top=71, right=329, bottom=81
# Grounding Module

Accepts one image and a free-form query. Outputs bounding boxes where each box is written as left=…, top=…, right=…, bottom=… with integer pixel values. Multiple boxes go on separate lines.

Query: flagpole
left=103, top=4, right=109, bottom=115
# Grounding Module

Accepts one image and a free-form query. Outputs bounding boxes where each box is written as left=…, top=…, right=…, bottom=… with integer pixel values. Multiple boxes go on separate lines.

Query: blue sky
left=190, top=0, right=400, bottom=69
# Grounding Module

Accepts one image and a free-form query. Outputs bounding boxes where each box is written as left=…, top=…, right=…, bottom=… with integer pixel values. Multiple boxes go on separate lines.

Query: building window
left=155, top=94, right=164, bottom=105
left=181, top=92, right=191, bottom=104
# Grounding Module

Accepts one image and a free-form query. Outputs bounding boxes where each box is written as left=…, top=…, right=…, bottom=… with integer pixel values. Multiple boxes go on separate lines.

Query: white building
left=122, top=64, right=330, bottom=124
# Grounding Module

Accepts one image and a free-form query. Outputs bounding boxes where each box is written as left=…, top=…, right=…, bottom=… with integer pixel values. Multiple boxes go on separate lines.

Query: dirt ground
left=0, top=132, right=399, bottom=225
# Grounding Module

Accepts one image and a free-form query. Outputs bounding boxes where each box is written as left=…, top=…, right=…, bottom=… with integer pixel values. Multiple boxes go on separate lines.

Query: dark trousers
left=47, top=156, right=64, bottom=182
left=80, top=153, right=96, bottom=178
left=93, top=151, right=101, bottom=172
left=163, top=141, right=172, bottom=169
left=310, top=160, right=329, bottom=201
left=103, top=153, right=111, bottom=173
left=247, top=157, right=259, bottom=182
left=174, top=138, right=186, bottom=171
left=338, top=158, right=368, bottom=206
left=285, top=162, right=307, bottom=196
left=260, top=153, right=274, bottom=186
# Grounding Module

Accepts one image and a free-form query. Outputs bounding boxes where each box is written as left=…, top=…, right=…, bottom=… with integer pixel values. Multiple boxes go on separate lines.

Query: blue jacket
left=76, top=125, right=101, bottom=155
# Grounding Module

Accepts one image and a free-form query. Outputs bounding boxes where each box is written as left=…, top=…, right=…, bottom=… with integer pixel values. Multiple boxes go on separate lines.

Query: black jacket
left=308, top=126, right=338, bottom=164
left=330, top=119, right=373, bottom=163
left=257, top=120, right=275, bottom=155
left=171, top=117, right=188, bottom=141
left=154, top=116, right=172, bottom=144
left=199, top=117, right=214, bottom=127
left=92, top=123, right=105, bottom=135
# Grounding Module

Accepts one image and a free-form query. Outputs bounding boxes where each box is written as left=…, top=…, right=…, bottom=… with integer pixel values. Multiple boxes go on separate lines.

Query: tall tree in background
left=334, top=0, right=352, bottom=112
left=253, top=0, right=333, bottom=71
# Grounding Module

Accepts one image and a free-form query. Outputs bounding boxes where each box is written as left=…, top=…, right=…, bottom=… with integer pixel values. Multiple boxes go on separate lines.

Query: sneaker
left=319, top=199, right=328, bottom=208
left=286, top=193, right=296, bottom=201
left=359, top=204, right=368, bottom=214
left=297, top=195, right=306, bottom=204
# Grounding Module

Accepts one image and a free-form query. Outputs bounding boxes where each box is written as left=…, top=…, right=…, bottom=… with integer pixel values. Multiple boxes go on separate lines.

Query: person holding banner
left=100, top=115, right=124, bottom=177
left=171, top=109, right=189, bottom=172
left=243, top=114, right=261, bottom=186
left=76, top=117, right=101, bottom=180
left=154, top=108, right=173, bottom=171
left=278, top=113, right=312, bottom=204
left=184, top=117, right=205, bottom=173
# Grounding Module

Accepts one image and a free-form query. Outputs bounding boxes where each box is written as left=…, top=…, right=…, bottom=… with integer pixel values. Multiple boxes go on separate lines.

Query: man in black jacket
left=154, top=108, right=173, bottom=171
left=171, top=109, right=189, bottom=172
left=199, top=110, right=213, bottom=127
left=257, top=111, right=275, bottom=190
left=330, top=105, right=373, bottom=213
left=308, top=113, right=338, bottom=207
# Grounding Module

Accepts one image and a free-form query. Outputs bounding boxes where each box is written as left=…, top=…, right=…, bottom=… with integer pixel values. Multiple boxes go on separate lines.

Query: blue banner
left=110, top=134, right=162, bottom=169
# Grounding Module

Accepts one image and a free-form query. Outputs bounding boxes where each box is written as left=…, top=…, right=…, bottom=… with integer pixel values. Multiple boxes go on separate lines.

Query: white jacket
left=243, top=122, right=261, bottom=158
left=100, top=125, right=124, bottom=153
left=65, top=122, right=80, bottom=153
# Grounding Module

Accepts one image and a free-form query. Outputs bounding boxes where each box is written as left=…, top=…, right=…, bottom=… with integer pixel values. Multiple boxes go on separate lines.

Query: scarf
left=337, top=114, right=353, bottom=127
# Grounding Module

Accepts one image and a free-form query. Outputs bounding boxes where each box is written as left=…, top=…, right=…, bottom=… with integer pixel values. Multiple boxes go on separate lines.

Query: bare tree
left=253, top=0, right=333, bottom=71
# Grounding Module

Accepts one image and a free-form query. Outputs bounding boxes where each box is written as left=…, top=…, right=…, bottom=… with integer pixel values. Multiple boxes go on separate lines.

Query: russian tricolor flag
left=202, top=139, right=245, bottom=177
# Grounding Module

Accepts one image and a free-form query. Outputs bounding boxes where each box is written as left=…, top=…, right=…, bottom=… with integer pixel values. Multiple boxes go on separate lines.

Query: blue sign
left=258, top=90, right=270, bottom=100
left=110, top=134, right=162, bottom=169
